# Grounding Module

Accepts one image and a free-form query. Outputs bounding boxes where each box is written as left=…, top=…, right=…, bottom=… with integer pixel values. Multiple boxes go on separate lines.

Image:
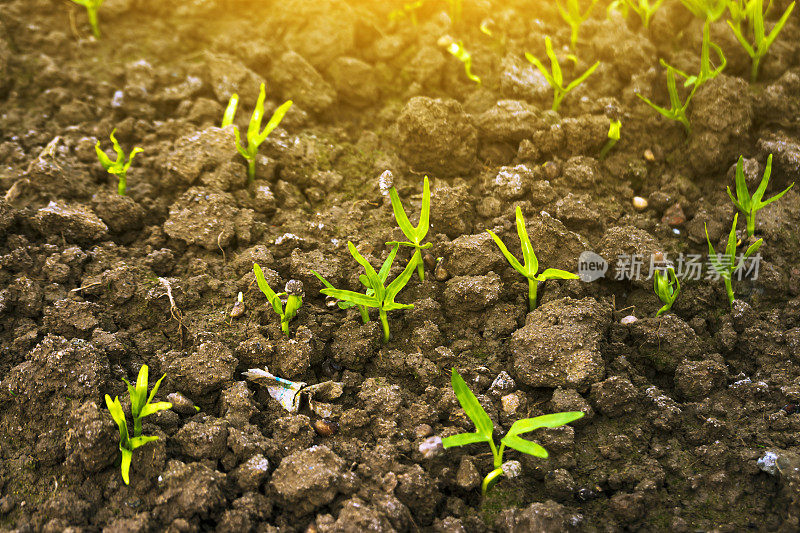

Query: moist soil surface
left=2, top=0, right=800, bottom=531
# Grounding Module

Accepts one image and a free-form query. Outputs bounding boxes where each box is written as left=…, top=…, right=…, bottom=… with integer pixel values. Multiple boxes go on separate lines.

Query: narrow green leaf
left=442, top=432, right=490, bottom=448
left=500, top=434, right=549, bottom=458
left=146, top=372, right=167, bottom=406
left=95, top=142, right=114, bottom=170
left=385, top=254, right=418, bottom=302
left=565, top=61, right=600, bottom=91
left=417, top=176, right=430, bottom=240
left=505, top=412, right=585, bottom=437
left=515, top=207, right=538, bottom=275
left=253, top=263, right=283, bottom=316
left=248, top=83, right=266, bottom=141
left=450, top=368, right=494, bottom=440
left=538, top=268, right=579, bottom=280
left=257, top=100, right=293, bottom=144
left=120, top=448, right=132, bottom=485
left=743, top=238, right=763, bottom=259
left=140, top=401, right=172, bottom=418
left=320, top=288, right=378, bottom=308
left=310, top=269, right=335, bottom=290
left=379, top=244, right=400, bottom=283
left=129, top=435, right=159, bottom=449
left=221, top=93, right=239, bottom=128
left=487, top=230, right=526, bottom=277
left=348, top=241, right=384, bottom=301
left=389, top=187, right=417, bottom=241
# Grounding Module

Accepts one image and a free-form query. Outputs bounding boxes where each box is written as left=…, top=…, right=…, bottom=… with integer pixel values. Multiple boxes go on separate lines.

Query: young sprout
left=389, top=0, right=424, bottom=25
left=387, top=176, right=432, bottom=281
left=312, top=245, right=401, bottom=324
left=488, top=206, right=579, bottom=311
left=320, top=242, right=417, bottom=343
left=525, top=37, right=600, bottom=112
left=253, top=264, right=303, bottom=336
left=681, top=0, right=729, bottom=20
left=654, top=266, right=680, bottom=316
left=69, top=0, right=104, bottom=39
left=442, top=368, right=584, bottom=495
left=105, top=365, right=171, bottom=485
left=705, top=214, right=763, bottom=306
left=728, top=0, right=795, bottom=82
left=727, top=154, right=794, bottom=237
left=225, top=83, right=292, bottom=187
left=95, top=129, right=143, bottom=196
left=438, top=36, right=481, bottom=84
left=556, top=0, right=599, bottom=48
left=625, top=0, right=667, bottom=28
left=599, top=118, right=622, bottom=160
left=636, top=61, right=698, bottom=134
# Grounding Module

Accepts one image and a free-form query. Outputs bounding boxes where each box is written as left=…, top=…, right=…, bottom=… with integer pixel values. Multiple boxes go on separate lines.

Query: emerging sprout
left=728, top=0, right=795, bottom=82
left=69, top=0, right=104, bottom=39
left=556, top=0, right=599, bottom=48
left=599, top=118, right=621, bottom=160
left=681, top=0, right=728, bottom=20
left=105, top=365, right=171, bottom=485
left=727, top=154, right=794, bottom=237
left=488, top=206, right=579, bottom=311
left=525, top=37, right=600, bottom=112
left=253, top=263, right=303, bottom=336
left=388, top=0, right=424, bottom=25
left=320, top=242, right=417, bottom=343
left=636, top=62, right=698, bottom=134
left=705, top=214, right=763, bottom=306
left=442, top=368, right=584, bottom=495
left=624, top=0, right=667, bottom=28
left=387, top=176, right=432, bottom=281
left=439, top=36, right=481, bottom=84
left=313, top=245, right=401, bottom=324
left=225, top=83, right=292, bottom=187
left=95, top=129, right=142, bottom=196
left=654, top=266, right=680, bottom=316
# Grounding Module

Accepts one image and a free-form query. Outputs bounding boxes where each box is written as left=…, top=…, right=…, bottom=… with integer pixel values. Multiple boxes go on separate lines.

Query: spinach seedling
left=727, top=154, right=794, bottom=237
left=728, top=0, right=795, bottom=82
left=312, top=244, right=400, bottom=324
left=105, top=365, right=171, bottom=485
left=439, top=37, right=481, bottom=85
left=525, top=37, right=600, bottom=112
left=654, top=266, right=680, bottom=316
left=387, top=176, right=432, bottom=281
left=95, top=129, right=143, bottom=196
left=225, top=83, right=292, bottom=187
left=556, top=0, right=599, bottom=48
left=253, top=263, right=303, bottom=336
left=599, top=118, right=621, bottom=160
left=488, top=206, right=579, bottom=311
left=705, top=214, right=763, bottom=306
left=70, top=0, right=104, bottom=38
left=320, top=242, right=416, bottom=343
left=637, top=62, right=698, bottom=134
left=443, top=367, right=584, bottom=495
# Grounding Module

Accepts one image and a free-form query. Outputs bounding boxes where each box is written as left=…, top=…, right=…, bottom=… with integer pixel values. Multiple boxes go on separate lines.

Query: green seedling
left=440, top=37, right=481, bottom=84
left=488, top=206, right=579, bottom=311
left=525, top=37, right=600, bottom=112
left=320, top=242, right=416, bottom=343
left=637, top=62, right=698, bottom=134
left=625, top=0, right=667, bottom=27
left=387, top=176, right=432, bottom=281
left=727, top=154, right=794, bottom=237
left=682, top=0, right=729, bottom=20
left=70, top=0, right=104, bottom=38
left=607, top=0, right=631, bottom=18
left=95, top=129, right=142, bottom=196
left=556, top=0, right=599, bottom=48
left=654, top=266, right=680, bottom=316
left=442, top=367, right=584, bottom=495
left=728, top=0, right=768, bottom=33
left=312, top=244, right=401, bottom=324
left=705, top=214, right=763, bottom=305
left=389, top=0, right=424, bottom=25
left=224, top=83, right=292, bottom=187
left=599, top=118, right=621, bottom=160
left=105, top=365, right=171, bottom=485
left=448, top=0, right=463, bottom=24
left=728, top=0, right=795, bottom=82
left=253, top=264, right=303, bottom=336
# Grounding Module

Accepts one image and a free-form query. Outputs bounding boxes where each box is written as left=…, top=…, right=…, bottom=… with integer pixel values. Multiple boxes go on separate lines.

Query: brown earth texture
left=2, top=0, right=800, bottom=531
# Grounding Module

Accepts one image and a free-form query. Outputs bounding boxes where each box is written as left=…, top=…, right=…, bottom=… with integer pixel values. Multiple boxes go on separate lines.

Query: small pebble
left=230, top=292, right=245, bottom=318
left=620, top=315, right=638, bottom=325
left=419, top=436, right=443, bottom=459
left=643, top=149, right=655, bottom=162
left=312, top=419, right=339, bottom=437
left=167, top=392, right=196, bottom=415
left=501, top=460, right=522, bottom=478
left=415, top=424, right=433, bottom=438
left=758, top=451, right=779, bottom=476
left=661, top=203, right=686, bottom=226
left=501, top=393, right=521, bottom=415
left=632, top=196, right=648, bottom=210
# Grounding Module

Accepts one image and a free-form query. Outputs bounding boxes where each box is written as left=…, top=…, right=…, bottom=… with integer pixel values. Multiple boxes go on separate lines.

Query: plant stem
left=746, top=214, right=755, bottom=238
left=414, top=249, right=424, bottom=281
left=88, top=9, right=100, bottom=38
left=359, top=305, right=370, bottom=323
left=281, top=318, right=289, bottom=336
left=528, top=278, right=538, bottom=311
left=247, top=158, right=256, bottom=187
left=481, top=467, right=504, bottom=495
left=134, top=418, right=142, bottom=438
left=751, top=56, right=760, bottom=83
left=118, top=174, right=126, bottom=195
left=724, top=277, right=734, bottom=305
left=379, top=309, right=390, bottom=343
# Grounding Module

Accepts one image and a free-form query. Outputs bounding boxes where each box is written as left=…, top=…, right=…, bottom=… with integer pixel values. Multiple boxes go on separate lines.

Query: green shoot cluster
left=637, top=62, right=698, bottom=134
left=70, top=0, right=104, bottom=38
left=488, top=206, right=579, bottom=311
left=705, top=214, right=763, bottom=305
left=525, top=36, right=599, bottom=112
left=728, top=0, right=795, bottom=82
left=442, top=368, right=584, bottom=494
left=95, top=129, right=143, bottom=196
left=253, top=263, right=303, bottom=336
left=626, top=0, right=667, bottom=28
left=654, top=266, right=680, bottom=316
left=105, top=365, right=171, bottom=485
left=320, top=242, right=416, bottom=343
left=599, top=118, right=621, bottom=160
left=387, top=176, right=432, bottom=281
left=727, top=154, right=794, bottom=237
left=441, top=38, right=481, bottom=85
left=388, top=0, right=423, bottom=25
left=222, top=83, right=292, bottom=187
left=556, top=0, right=599, bottom=48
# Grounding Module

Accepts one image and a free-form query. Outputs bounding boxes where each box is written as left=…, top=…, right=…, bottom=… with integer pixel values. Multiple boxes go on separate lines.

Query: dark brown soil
left=1, top=0, right=800, bottom=531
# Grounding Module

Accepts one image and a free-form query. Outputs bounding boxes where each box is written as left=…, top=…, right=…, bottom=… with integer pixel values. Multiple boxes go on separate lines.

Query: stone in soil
left=33, top=201, right=108, bottom=243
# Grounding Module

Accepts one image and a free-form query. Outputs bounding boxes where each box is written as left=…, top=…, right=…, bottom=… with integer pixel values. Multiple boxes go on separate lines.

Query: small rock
left=419, top=436, right=443, bottom=459
left=661, top=203, right=686, bottom=226
left=501, top=460, right=522, bottom=478
left=620, top=315, right=638, bottom=324
left=501, top=393, right=522, bottom=415
left=758, top=451, right=779, bottom=475
left=415, top=424, right=433, bottom=438
left=232, top=454, right=270, bottom=492
left=456, top=457, right=481, bottom=490
left=167, top=392, right=197, bottom=416
left=34, top=202, right=108, bottom=243
left=632, top=196, right=648, bottom=210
